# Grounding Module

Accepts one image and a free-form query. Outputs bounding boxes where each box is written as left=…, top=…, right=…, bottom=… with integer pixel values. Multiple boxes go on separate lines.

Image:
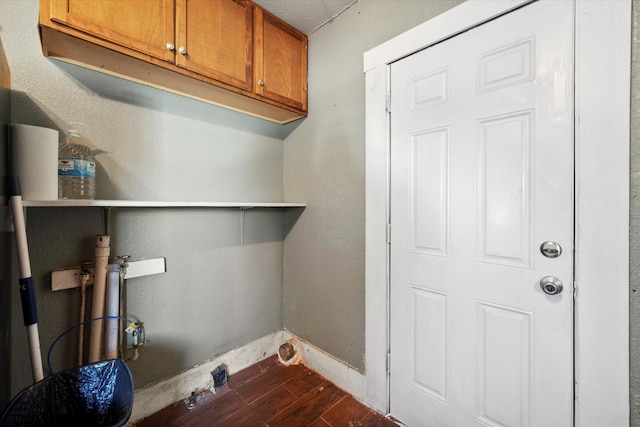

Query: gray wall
left=630, top=1, right=640, bottom=425
left=283, top=0, right=463, bottom=371
left=1, top=0, right=291, bottom=399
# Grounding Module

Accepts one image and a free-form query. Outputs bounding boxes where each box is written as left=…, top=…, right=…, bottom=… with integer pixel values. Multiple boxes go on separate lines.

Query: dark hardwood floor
left=132, top=355, right=398, bottom=426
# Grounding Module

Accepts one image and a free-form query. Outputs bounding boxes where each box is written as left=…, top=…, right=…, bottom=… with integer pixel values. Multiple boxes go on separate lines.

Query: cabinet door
left=49, top=0, right=175, bottom=62
left=254, top=7, right=307, bottom=111
left=175, top=0, right=253, bottom=92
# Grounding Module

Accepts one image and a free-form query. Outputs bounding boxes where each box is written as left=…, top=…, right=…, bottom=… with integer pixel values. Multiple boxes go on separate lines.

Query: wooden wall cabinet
left=176, top=0, right=253, bottom=91
left=254, top=7, right=307, bottom=112
left=48, top=0, right=176, bottom=62
left=39, top=0, right=308, bottom=124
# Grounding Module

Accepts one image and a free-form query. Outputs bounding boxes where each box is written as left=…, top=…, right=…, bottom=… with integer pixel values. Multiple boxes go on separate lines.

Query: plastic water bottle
left=58, top=124, right=96, bottom=199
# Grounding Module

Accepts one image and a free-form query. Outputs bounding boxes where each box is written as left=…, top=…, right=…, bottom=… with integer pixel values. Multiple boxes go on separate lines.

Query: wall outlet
left=211, top=364, right=228, bottom=390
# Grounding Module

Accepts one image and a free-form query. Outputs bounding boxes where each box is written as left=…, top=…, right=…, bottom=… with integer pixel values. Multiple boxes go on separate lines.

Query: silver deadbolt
left=540, top=276, right=563, bottom=295
left=540, top=241, right=562, bottom=258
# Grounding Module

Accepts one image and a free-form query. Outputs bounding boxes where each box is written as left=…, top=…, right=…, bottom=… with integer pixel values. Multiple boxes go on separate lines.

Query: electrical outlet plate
left=51, top=257, right=166, bottom=291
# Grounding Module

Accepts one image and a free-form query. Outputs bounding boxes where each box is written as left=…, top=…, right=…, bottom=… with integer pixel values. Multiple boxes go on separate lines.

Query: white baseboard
left=282, top=330, right=365, bottom=402
left=130, top=329, right=366, bottom=423
left=130, top=331, right=286, bottom=422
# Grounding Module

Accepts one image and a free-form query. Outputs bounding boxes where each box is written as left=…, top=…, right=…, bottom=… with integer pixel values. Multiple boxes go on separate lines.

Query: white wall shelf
left=21, top=200, right=306, bottom=209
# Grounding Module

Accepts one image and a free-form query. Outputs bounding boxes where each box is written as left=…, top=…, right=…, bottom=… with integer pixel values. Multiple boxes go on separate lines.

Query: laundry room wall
left=0, top=0, right=291, bottom=401
left=283, top=0, right=463, bottom=371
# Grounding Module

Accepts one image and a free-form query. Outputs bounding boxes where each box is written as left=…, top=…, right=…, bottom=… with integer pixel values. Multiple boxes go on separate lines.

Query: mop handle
left=8, top=177, right=44, bottom=382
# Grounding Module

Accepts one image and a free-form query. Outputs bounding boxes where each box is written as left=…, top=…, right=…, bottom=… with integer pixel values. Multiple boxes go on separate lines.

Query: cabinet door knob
left=178, top=46, right=187, bottom=55
left=166, top=42, right=175, bottom=51
left=258, top=79, right=265, bottom=86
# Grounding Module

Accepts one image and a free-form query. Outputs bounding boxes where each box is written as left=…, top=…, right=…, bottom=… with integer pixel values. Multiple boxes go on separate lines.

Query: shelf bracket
left=102, top=206, right=112, bottom=235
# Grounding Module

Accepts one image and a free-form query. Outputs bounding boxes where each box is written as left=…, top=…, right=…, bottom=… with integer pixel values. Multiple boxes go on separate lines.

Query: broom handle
left=9, top=177, right=44, bottom=382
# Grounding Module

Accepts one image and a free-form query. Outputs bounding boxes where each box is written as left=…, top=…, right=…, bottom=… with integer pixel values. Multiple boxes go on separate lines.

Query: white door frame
left=363, top=1, right=631, bottom=425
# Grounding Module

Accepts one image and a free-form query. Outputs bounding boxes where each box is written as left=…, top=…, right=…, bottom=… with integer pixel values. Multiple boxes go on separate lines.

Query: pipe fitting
left=277, top=339, right=302, bottom=366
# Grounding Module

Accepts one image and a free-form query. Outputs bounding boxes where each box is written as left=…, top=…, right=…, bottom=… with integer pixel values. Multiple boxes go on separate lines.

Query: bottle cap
left=68, top=121, right=88, bottom=136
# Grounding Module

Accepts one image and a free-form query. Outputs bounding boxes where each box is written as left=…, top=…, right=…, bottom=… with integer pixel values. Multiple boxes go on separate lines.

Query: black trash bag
left=0, top=359, right=133, bottom=427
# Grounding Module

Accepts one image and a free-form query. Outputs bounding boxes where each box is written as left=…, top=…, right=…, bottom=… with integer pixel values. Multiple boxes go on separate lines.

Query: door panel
left=410, top=128, right=449, bottom=257
left=390, top=2, right=574, bottom=426
left=477, top=111, right=533, bottom=268
left=476, top=301, right=533, bottom=427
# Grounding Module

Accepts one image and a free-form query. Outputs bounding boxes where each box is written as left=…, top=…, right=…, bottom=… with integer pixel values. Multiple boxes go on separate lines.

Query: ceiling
left=252, top=0, right=359, bottom=34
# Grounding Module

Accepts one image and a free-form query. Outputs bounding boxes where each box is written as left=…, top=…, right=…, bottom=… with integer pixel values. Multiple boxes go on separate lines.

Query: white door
left=390, top=1, right=574, bottom=426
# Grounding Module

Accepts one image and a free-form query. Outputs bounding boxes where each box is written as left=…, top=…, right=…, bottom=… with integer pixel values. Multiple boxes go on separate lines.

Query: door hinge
left=386, top=223, right=391, bottom=244
left=385, top=94, right=391, bottom=112
left=386, top=352, right=391, bottom=375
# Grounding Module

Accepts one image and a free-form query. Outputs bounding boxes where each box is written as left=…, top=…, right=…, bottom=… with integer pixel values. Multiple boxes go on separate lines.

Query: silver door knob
left=540, top=241, right=562, bottom=258
left=166, top=42, right=175, bottom=51
left=178, top=46, right=187, bottom=55
left=258, top=79, right=265, bottom=86
left=540, top=276, right=563, bottom=295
